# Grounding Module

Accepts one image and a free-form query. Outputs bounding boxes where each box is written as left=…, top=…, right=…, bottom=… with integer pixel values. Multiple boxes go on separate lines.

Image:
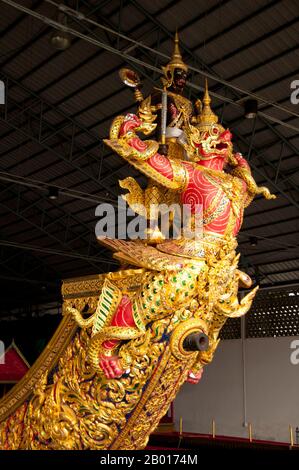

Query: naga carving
left=0, top=33, right=275, bottom=450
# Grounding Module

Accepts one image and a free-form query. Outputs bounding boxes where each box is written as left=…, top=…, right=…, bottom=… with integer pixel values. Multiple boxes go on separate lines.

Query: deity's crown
left=162, top=31, right=188, bottom=87
left=196, top=79, right=220, bottom=132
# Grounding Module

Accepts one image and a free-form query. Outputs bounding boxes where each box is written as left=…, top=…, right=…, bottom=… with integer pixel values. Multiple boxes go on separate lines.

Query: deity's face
left=172, top=69, right=188, bottom=90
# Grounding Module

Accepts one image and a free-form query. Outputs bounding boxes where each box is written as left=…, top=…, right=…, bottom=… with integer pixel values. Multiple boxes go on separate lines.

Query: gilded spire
left=161, top=30, right=188, bottom=87
left=196, top=79, right=218, bottom=130
left=167, top=30, right=188, bottom=73
left=203, top=78, right=211, bottom=107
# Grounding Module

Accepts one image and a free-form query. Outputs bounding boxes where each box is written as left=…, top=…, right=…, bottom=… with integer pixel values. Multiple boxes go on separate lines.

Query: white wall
left=174, top=336, right=299, bottom=443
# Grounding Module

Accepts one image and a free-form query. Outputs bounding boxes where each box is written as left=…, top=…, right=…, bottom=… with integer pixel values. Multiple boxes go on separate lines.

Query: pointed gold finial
left=161, top=30, right=188, bottom=87
left=203, top=78, right=211, bottom=106
left=196, top=79, right=218, bottom=130
left=167, top=29, right=188, bottom=73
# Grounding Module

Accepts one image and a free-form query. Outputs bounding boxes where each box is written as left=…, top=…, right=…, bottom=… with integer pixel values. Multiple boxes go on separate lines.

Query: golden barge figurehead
left=0, top=35, right=276, bottom=452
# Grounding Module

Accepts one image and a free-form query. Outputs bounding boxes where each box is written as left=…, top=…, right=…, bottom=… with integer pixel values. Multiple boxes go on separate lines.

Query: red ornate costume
left=100, top=82, right=274, bottom=380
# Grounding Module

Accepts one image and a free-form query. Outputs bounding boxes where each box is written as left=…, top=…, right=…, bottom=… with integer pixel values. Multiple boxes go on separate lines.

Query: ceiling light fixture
left=249, top=236, right=258, bottom=247
left=49, top=12, right=71, bottom=50
left=244, top=99, right=258, bottom=119
left=48, top=186, right=59, bottom=200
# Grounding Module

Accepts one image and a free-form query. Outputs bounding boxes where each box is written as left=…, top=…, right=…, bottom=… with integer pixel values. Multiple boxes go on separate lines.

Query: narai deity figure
left=120, top=32, right=193, bottom=242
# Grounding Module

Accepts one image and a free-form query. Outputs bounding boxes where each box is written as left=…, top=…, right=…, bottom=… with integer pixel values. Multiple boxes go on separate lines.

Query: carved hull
left=0, top=45, right=275, bottom=450
left=0, top=273, right=201, bottom=450
left=0, top=245, right=256, bottom=450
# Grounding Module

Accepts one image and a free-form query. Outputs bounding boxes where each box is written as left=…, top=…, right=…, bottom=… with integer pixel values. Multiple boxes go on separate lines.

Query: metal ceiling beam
left=232, top=127, right=299, bottom=200
left=0, top=168, right=113, bottom=261
left=125, top=1, right=299, bottom=200
left=245, top=202, right=292, bottom=219
left=260, top=266, right=299, bottom=277
left=0, top=72, right=105, bottom=167
left=0, top=243, right=61, bottom=282
left=244, top=216, right=296, bottom=232
left=240, top=228, right=298, bottom=244
left=1, top=0, right=44, bottom=37
left=227, top=43, right=299, bottom=85
left=220, top=116, right=299, bottom=193
left=210, top=14, right=298, bottom=69
left=0, top=184, right=112, bottom=271
left=249, top=257, right=299, bottom=269
left=213, top=103, right=299, bottom=176
left=125, top=0, right=299, bottom=121
left=5, top=0, right=297, bottom=125
left=76, top=0, right=299, bottom=210
left=1, top=0, right=298, bottom=288
left=0, top=239, right=117, bottom=266
left=0, top=75, right=132, bottom=222
left=0, top=0, right=154, bottom=134
left=0, top=0, right=131, bottom=191
left=0, top=0, right=113, bottom=70
left=206, top=41, right=299, bottom=186
left=0, top=169, right=116, bottom=205
left=258, top=280, right=299, bottom=289
left=0, top=274, right=59, bottom=286
left=240, top=243, right=299, bottom=259
left=73, top=2, right=299, bottom=210
left=1, top=0, right=298, bottom=173
left=190, top=0, right=281, bottom=56
left=152, top=78, right=299, bottom=210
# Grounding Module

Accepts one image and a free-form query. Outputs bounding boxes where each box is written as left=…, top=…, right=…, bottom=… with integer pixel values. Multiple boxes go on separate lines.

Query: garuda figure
left=93, top=76, right=275, bottom=381
left=0, top=35, right=275, bottom=451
